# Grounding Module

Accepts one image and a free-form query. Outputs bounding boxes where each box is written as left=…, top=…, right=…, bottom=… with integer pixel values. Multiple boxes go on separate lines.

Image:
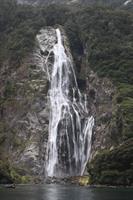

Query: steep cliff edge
left=0, top=1, right=133, bottom=185
left=0, top=28, right=58, bottom=183
left=66, top=7, right=133, bottom=185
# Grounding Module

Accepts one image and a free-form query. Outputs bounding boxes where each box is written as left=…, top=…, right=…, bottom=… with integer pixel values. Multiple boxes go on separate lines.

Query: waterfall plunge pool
left=0, top=184, right=133, bottom=200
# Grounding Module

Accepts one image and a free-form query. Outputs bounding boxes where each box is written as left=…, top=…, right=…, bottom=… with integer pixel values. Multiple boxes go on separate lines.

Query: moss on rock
left=79, top=176, right=90, bottom=186
left=88, top=139, right=133, bottom=186
left=0, top=158, right=37, bottom=184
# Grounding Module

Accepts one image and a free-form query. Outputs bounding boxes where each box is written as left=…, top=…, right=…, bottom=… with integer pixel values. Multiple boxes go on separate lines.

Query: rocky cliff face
left=0, top=25, right=116, bottom=182
left=75, top=53, right=118, bottom=161
left=0, top=28, right=59, bottom=182
left=17, top=0, right=133, bottom=7
left=0, top=0, right=132, bottom=186
left=0, top=20, right=132, bottom=185
left=87, top=70, right=116, bottom=159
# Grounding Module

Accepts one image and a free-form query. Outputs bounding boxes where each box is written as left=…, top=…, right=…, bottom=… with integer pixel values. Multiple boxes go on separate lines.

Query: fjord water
left=41, top=28, right=94, bottom=177
left=0, top=185, right=133, bottom=200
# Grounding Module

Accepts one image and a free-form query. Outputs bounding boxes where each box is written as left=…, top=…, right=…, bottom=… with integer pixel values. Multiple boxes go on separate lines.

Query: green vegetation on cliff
left=0, top=0, right=133, bottom=185
left=0, top=157, right=33, bottom=184
left=67, top=7, right=133, bottom=186
left=0, top=0, right=46, bottom=66
left=88, top=139, right=133, bottom=186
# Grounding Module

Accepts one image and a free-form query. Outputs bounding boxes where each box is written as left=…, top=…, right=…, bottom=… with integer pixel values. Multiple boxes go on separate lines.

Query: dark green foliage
left=0, top=1, right=133, bottom=185
left=42, top=4, right=69, bottom=26
left=0, top=158, right=33, bottom=184
left=3, top=80, right=16, bottom=98
left=68, top=7, right=133, bottom=84
left=0, top=2, right=71, bottom=66
left=88, top=139, right=133, bottom=186
left=65, top=7, right=133, bottom=142
left=0, top=159, right=13, bottom=184
left=0, top=0, right=47, bottom=65
left=65, top=6, right=133, bottom=186
left=0, top=0, right=17, bottom=32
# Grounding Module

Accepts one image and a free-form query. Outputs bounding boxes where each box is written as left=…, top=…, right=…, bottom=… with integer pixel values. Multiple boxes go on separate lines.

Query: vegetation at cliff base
left=0, top=0, right=133, bottom=185
left=88, top=139, right=133, bottom=186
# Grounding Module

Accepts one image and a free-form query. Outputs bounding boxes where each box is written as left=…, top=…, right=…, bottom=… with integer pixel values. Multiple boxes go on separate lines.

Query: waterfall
left=37, top=28, right=94, bottom=177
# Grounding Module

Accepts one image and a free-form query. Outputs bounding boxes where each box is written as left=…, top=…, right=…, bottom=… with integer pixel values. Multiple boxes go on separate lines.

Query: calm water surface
left=0, top=184, right=133, bottom=200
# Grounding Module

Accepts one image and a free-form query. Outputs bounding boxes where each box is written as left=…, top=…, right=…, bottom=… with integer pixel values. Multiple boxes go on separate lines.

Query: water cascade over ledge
left=37, top=28, right=94, bottom=178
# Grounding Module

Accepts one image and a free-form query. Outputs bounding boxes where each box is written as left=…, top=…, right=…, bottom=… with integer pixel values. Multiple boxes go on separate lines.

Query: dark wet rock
left=45, top=176, right=90, bottom=186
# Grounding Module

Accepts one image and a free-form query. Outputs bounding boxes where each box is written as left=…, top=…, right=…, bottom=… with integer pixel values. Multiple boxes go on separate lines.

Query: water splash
left=40, top=28, right=94, bottom=177
left=124, top=0, right=132, bottom=5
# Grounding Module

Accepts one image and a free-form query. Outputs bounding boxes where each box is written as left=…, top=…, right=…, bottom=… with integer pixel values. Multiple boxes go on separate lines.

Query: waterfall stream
left=37, top=28, right=94, bottom=178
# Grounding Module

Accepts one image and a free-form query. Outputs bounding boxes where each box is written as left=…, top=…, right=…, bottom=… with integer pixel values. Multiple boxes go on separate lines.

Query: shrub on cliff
left=66, top=6, right=133, bottom=142
left=88, top=139, right=133, bottom=186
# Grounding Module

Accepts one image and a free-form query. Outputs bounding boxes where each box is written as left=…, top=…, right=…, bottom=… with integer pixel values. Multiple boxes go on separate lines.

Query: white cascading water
left=38, top=28, right=94, bottom=177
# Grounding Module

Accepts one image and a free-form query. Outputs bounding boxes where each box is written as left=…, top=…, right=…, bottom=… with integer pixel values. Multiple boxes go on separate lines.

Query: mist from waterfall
left=37, top=28, right=94, bottom=178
